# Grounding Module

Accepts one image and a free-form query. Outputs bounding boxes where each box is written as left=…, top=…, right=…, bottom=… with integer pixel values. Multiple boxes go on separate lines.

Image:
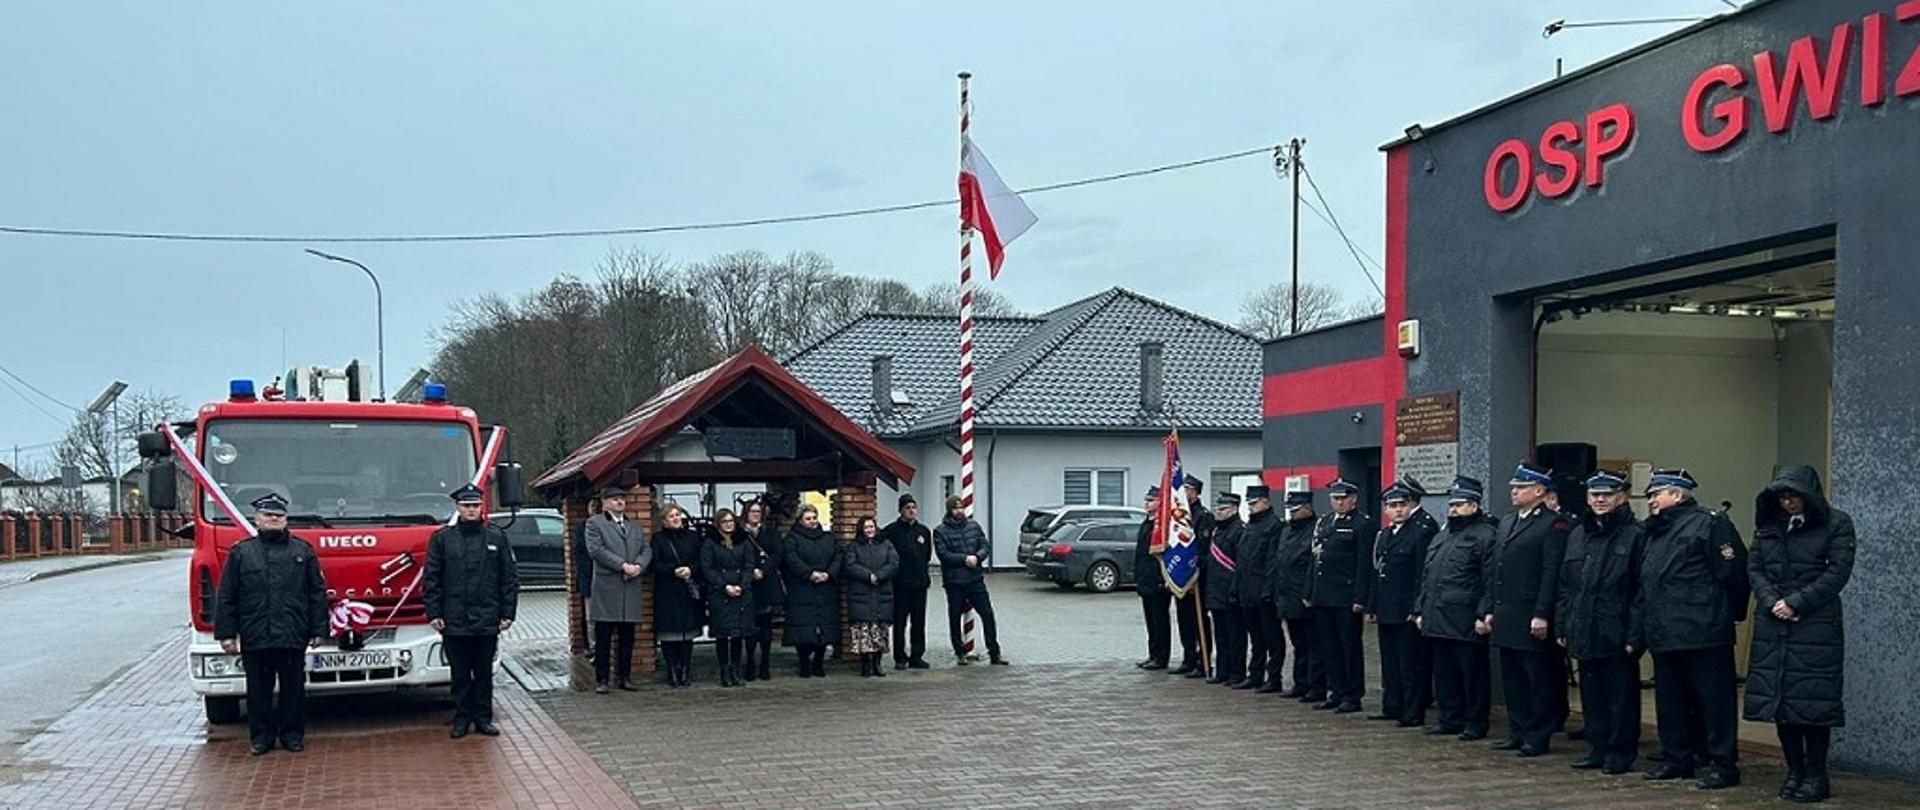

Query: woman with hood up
left=1745, top=465, right=1855, bottom=804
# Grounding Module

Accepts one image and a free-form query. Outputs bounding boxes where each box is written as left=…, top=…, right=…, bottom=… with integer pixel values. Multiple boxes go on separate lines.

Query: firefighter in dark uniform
left=1483, top=461, right=1570, bottom=757
left=1230, top=486, right=1278, bottom=691
left=213, top=493, right=328, bottom=756
left=1308, top=478, right=1374, bottom=713
left=1133, top=485, right=1172, bottom=670
left=1170, top=478, right=1214, bottom=678
left=1555, top=469, right=1646, bottom=774
left=1202, top=492, right=1244, bottom=685
left=1415, top=476, right=1496, bottom=740
left=1637, top=469, right=1748, bottom=790
left=1272, top=489, right=1326, bottom=701
left=424, top=484, right=520, bottom=739
left=1369, top=475, right=1439, bottom=727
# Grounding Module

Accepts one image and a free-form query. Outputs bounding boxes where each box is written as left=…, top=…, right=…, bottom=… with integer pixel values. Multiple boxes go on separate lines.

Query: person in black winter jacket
left=1483, top=462, right=1571, bottom=757
left=213, top=493, right=328, bottom=756
left=844, top=516, right=901, bottom=678
left=1555, top=470, right=1646, bottom=774
left=880, top=494, right=934, bottom=670
left=650, top=504, right=705, bottom=688
left=1170, top=478, right=1215, bottom=677
left=1309, top=478, right=1375, bottom=712
left=700, top=509, right=756, bottom=688
left=741, top=498, right=784, bottom=682
left=1369, top=475, right=1439, bottom=727
left=1230, top=486, right=1279, bottom=690
left=1415, top=477, right=1496, bottom=740
left=935, top=496, right=1007, bottom=666
left=1134, top=486, right=1172, bottom=670
left=424, top=484, right=518, bottom=739
left=783, top=504, right=843, bottom=678
left=1636, top=468, right=1748, bottom=790
left=1202, top=492, right=1245, bottom=686
left=1271, top=490, right=1325, bottom=700
left=1745, top=465, right=1854, bottom=803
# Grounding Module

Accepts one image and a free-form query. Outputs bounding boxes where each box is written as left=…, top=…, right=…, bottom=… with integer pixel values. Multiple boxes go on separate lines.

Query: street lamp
left=304, top=249, right=386, bottom=401
left=87, top=380, right=128, bottom=514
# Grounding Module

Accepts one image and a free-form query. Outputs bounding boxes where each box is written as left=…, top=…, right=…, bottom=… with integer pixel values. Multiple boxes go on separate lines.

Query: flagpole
left=958, top=71, right=978, bottom=521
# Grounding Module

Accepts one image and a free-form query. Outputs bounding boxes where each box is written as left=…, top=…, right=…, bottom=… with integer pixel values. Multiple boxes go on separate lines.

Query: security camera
left=1351, top=411, right=1365, bottom=425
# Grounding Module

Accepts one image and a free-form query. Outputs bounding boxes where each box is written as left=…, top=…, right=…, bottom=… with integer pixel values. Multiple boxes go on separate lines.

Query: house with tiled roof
left=783, top=287, right=1264, bottom=569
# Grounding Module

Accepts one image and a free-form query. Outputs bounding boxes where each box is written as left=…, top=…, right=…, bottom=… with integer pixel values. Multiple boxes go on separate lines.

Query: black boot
left=742, top=642, right=759, bottom=682
left=812, top=650, right=828, bottom=678
left=1790, top=771, right=1830, bottom=803
left=758, top=641, right=773, bottom=681
left=1780, top=768, right=1806, bottom=800
left=859, top=655, right=872, bottom=677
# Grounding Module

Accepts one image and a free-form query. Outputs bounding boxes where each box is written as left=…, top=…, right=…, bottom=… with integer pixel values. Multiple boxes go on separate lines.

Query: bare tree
left=1237, top=282, right=1352, bottom=340
left=916, top=282, right=1020, bottom=317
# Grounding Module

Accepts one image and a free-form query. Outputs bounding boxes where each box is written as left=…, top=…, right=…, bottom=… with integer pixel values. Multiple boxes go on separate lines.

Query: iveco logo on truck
left=319, top=535, right=379, bottom=549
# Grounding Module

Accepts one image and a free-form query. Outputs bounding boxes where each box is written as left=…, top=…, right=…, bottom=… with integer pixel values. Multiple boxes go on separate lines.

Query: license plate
left=310, top=649, right=395, bottom=671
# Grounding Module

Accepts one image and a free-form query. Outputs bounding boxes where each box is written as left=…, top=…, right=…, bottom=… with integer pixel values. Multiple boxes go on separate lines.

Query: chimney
left=1139, top=341, right=1165, bottom=413
left=872, top=355, right=896, bottom=414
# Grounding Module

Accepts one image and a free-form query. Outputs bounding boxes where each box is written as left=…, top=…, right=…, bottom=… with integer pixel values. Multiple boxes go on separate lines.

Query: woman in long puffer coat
left=842, top=517, right=900, bottom=678
left=1745, top=465, right=1855, bottom=803
left=701, top=509, right=757, bottom=688
left=782, top=504, right=843, bottom=678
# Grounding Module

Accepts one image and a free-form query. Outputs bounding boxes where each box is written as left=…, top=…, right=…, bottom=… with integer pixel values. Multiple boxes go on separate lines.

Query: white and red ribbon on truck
left=381, top=426, right=508, bottom=627
left=160, top=423, right=257, bottom=538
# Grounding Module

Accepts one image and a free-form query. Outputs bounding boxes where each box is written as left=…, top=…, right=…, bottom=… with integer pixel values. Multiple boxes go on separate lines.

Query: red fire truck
left=138, top=372, right=521, bottom=724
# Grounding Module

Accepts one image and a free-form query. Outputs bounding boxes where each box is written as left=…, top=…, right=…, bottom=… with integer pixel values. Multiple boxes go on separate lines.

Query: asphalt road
left=0, top=551, right=188, bottom=758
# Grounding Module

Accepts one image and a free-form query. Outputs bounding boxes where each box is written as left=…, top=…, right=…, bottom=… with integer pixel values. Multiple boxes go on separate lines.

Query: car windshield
left=201, top=419, right=476, bottom=524
left=1020, top=510, right=1057, bottom=534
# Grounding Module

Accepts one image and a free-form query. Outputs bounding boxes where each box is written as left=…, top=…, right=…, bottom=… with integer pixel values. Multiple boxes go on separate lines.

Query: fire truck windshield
left=200, top=419, right=476, bottom=525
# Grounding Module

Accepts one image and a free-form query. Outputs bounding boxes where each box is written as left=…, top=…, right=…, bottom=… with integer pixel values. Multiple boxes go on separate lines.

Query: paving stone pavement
left=0, top=633, right=636, bottom=809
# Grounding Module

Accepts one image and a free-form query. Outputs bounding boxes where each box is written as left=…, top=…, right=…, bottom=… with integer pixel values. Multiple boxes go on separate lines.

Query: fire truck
left=138, top=365, right=521, bottom=724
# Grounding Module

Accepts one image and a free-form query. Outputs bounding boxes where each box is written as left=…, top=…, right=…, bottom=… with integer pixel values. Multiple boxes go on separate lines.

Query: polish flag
left=958, top=136, right=1037, bottom=278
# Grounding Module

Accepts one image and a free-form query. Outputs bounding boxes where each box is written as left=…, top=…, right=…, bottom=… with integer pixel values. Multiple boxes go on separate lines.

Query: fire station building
left=1262, top=0, right=1920, bottom=776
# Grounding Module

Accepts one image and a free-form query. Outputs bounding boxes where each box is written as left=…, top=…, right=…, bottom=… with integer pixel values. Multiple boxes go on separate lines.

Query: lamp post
left=86, top=380, right=128, bottom=514
left=304, top=249, right=386, bottom=400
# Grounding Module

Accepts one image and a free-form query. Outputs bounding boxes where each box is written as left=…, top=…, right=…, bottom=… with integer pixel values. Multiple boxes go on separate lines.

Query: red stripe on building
left=1261, top=357, right=1398, bottom=418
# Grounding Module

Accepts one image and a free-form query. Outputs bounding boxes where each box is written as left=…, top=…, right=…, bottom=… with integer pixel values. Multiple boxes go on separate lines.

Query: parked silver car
left=1016, top=504, right=1148, bottom=563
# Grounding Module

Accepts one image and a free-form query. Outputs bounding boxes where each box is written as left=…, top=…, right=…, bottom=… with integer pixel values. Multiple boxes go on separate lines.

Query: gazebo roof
left=532, top=345, right=915, bottom=495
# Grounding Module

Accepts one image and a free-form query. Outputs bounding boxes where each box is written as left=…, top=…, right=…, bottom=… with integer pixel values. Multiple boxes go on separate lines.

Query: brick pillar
left=1, top=516, right=14, bottom=561
left=108, top=515, right=126, bottom=554
left=831, top=479, right=877, bottom=660
left=613, top=483, right=657, bottom=677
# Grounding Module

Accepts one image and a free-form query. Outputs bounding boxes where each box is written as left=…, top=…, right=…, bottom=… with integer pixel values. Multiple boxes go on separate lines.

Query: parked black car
left=492, top=508, right=567, bottom=588
left=1023, top=518, right=1144, bottom=593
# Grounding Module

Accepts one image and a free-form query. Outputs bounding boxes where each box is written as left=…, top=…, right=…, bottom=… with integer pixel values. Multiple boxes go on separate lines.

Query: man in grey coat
left=584, top=485, right=652, bottom=693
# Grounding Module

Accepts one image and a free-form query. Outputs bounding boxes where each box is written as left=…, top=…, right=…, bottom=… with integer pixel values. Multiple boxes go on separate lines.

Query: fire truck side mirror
left=146, top=459, right=181, bottom=512
left=136, top=431, right=171, bottom=460
left=493, top=463, right=525, bottom=509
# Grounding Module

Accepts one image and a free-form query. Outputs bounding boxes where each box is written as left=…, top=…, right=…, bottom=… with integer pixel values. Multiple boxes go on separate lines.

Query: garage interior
left=1528, top=233, right=1835, bottom=713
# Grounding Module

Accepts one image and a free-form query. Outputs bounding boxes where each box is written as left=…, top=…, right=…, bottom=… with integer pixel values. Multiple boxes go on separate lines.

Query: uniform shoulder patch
left=1719, top=544, right=1735, bottom=560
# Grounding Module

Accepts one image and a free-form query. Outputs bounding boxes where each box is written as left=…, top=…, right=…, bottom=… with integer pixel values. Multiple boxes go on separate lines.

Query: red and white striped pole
left=957, top=71, right=984, bottom=658
left=958, top=70, right=978, bottom=521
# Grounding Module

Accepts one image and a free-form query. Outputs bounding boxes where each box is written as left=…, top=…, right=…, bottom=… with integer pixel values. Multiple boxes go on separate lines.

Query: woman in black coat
left=842, top=517, right=901, bottom=678
left=701, top=509, right=757, bottom=688
left=649, top=504, right=706, bottom=688
left=741, top=499, right=785, bottom=682
left=782, top=504, right=843, bottom=678
left=1745, top=465, right=1855, bottom=803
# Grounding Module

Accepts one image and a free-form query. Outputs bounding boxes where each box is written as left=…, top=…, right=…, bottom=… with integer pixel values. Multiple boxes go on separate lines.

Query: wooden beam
left=624, top=460, right=839, bottom=485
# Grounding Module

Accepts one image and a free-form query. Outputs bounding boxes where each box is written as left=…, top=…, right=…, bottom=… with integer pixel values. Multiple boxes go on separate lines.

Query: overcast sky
left=0, top=1, right=1729, bottom=465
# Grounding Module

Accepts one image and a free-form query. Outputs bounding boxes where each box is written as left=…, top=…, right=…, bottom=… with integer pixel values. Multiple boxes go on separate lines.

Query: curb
left=0, top=551, right=180, bottom=591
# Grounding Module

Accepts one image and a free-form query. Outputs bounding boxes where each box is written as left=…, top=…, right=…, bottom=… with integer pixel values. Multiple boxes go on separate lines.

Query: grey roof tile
left=784, top=288, right=1261, bottom=438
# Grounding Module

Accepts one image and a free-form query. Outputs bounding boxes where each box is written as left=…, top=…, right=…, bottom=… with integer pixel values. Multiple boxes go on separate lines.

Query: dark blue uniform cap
left=1585, top=469, right=1630, bottom=493
left=1509, top=461, right=1553, bottom=488
left=1447, top=476, right=1485, bottom=503
left=1214, top=492, right=1241, bottom=507
left=1145, top=485, right=1162, bottom=500
left=1284, top=490, right=1314, bottom=507
left=451, top=483, right=486, bottom=504
left=1644, top=468, right=1697, bottom=496
left=1245, top=484, right=1272, bottom=501
left=250, top=492, right=289, bottom=514
left=1325, top=478, right=1360, bottom=496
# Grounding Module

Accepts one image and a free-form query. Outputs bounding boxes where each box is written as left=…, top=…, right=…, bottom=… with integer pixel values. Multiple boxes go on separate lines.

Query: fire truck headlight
left=196, top=654, right=246, bottom=679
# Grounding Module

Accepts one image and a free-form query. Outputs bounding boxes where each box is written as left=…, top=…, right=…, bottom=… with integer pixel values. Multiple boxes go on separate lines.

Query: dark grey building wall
left=1396, top=0, right=1920, bottom=775
left=1262, top=316, right=1384, bottom=375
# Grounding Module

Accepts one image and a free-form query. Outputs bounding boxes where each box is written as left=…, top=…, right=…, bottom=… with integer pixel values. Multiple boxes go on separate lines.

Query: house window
left=940, top=475, right=955, bottom=501
left=1064, top=469, right=1127, bottom=506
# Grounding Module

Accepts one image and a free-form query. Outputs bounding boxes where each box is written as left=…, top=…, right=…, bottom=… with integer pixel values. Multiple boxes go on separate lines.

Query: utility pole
left=1280, top=138, right=1305, bottom=335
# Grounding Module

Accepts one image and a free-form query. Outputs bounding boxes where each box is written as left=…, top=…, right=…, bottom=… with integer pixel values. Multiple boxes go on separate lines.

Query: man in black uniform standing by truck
left=213, top=493, right=329, bottom=756
left=1309, top=478, right=1374, bottom=713
left=425, top=483, right=520, bottom=739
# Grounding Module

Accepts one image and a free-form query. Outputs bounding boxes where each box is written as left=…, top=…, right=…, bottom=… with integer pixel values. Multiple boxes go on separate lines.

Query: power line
left=0, top=373, right=70, bottom=426
left=0, top=144, right=1279, bottom=245
left=0, top=365, right=81, bottom=413
left=1298, top=166, right=1385, bottom=298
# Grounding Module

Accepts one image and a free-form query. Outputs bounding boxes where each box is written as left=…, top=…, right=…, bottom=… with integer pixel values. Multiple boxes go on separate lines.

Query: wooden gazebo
left=531, top=345, right=916, bottom=683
